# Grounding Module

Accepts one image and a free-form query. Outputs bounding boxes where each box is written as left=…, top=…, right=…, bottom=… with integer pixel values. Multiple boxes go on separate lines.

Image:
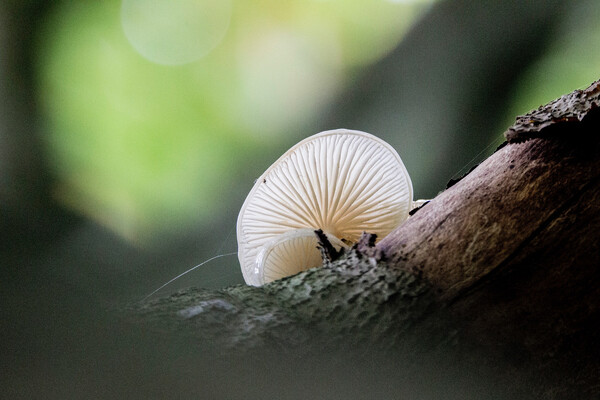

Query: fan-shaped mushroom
left=237, top=129, right=415, bottom=286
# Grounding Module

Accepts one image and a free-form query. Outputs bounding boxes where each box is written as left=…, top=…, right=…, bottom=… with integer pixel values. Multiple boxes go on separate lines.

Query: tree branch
left=133, top=80, right=600, bottom=398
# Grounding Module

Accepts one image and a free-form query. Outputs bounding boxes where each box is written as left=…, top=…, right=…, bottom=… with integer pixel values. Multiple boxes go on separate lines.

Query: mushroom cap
left=237, top=129, right=413, bottom=286
left=256, top=228, right=347, bottom=284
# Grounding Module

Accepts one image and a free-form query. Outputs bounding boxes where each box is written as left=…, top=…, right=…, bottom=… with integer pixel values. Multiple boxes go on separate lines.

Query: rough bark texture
left=134, top=249, right=436, bottom=349
left=133, top=80, right=600, bottom=398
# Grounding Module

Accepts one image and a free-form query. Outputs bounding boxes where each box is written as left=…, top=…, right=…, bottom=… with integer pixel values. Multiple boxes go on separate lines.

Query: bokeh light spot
left=38, top=0, right=431, bottom=246
left=121, top=0, right=232, bottom=65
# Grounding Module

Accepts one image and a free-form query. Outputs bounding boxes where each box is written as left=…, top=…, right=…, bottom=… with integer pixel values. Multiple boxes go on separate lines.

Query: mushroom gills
left=237, top=129, right=414, bottom=287
left=255, top=229, right=347, bottom=284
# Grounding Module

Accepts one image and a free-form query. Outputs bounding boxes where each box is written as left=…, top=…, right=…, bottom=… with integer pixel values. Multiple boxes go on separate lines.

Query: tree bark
left=134, top=80, right=600, bottom=398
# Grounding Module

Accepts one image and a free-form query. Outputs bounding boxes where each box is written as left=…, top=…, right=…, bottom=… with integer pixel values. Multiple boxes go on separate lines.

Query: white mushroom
left=237, top=129, right=415, bottom=286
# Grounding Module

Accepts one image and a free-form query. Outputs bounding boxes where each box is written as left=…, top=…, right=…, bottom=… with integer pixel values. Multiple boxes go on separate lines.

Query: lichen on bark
left=134, top=237, right=438, bottom=351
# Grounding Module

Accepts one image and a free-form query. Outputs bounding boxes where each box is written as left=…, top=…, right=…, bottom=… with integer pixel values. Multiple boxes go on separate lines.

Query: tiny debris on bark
left=354, top=232, right=386, bottom=262
left=315, top=229, right=345, bottom=264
